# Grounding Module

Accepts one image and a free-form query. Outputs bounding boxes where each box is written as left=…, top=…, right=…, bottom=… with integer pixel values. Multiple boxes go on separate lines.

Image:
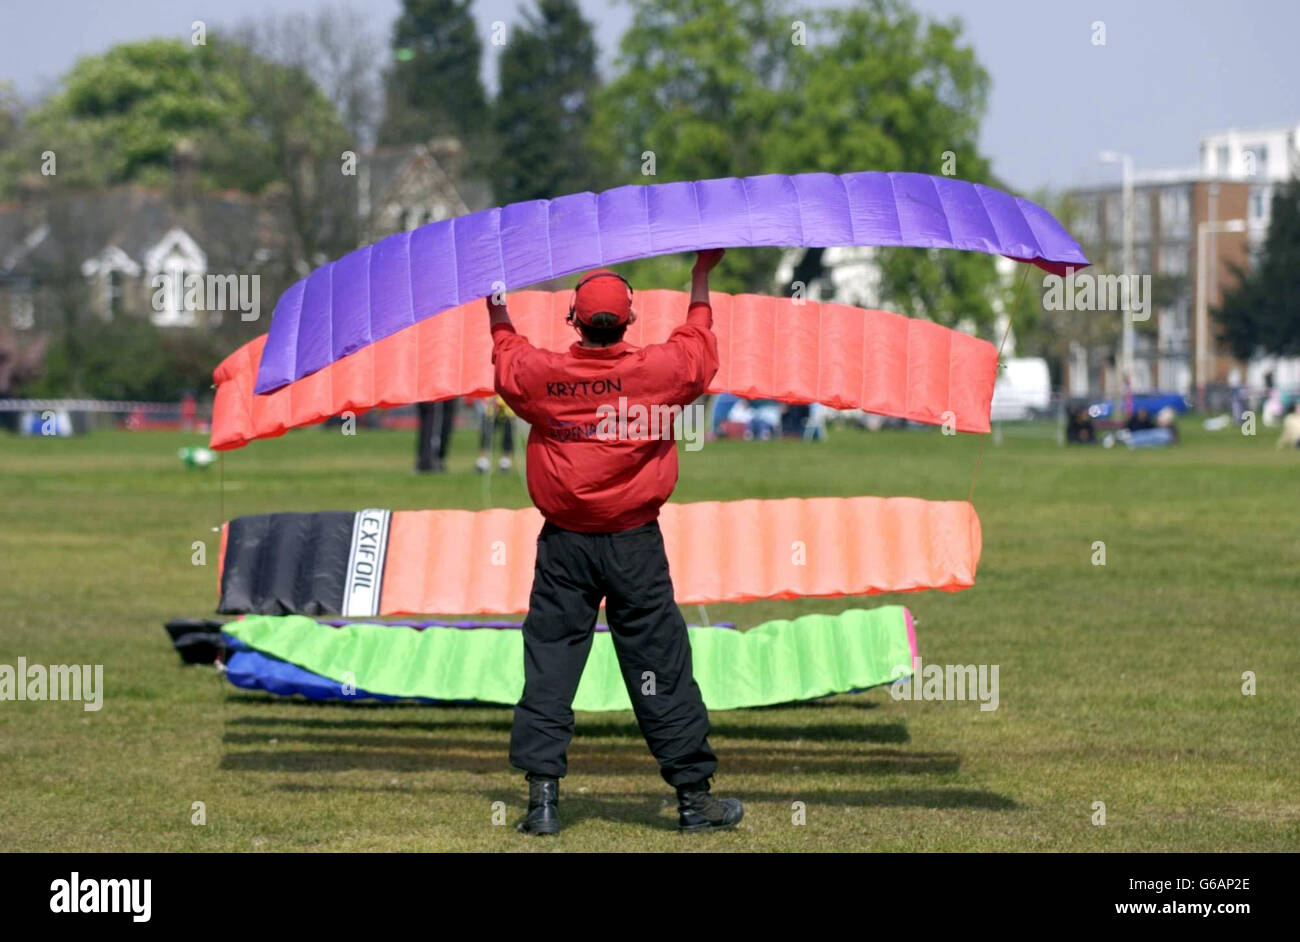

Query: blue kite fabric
left=255, top=171, right=1089, bottom=392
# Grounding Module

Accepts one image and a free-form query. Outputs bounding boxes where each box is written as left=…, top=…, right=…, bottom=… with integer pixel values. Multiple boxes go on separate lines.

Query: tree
left=592, top=0, right=1001, bottom=328
left=12, top=34, right=359, bottom=235
left=231, top=5, right=384, bottom=149
left=0, top=82, right=23, bottom=198
left=210, top=32, right=362, bottom=264
left=16, top=40, right=257, bottom=191
left=593, top=0, right=793, bottom=295
left=379, top=0, right=489, bottom=146
left=492, top=0, right=603, bottom=205
left=1215, top=177, right=1300, bottom=358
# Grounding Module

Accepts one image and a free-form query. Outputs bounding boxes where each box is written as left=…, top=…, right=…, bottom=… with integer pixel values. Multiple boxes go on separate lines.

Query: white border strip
left=342, top=509, right=391, bottom=617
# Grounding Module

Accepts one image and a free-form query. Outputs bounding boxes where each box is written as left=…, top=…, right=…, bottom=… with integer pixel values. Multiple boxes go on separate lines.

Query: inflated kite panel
left=212, top=290, right=999, bottom=450
left=254, top=171, right=1089, bottom=392
left=217, top=512, right=361, bottom=616
left=222, top=606, right=918, bottom=710
left=216, top=498, right=981, bottom=616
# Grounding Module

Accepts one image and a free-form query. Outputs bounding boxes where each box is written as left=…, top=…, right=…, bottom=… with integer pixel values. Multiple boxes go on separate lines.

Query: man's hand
left=487, top=292, right=511, bottom=330
left=692, top=248, right=725, bottom=274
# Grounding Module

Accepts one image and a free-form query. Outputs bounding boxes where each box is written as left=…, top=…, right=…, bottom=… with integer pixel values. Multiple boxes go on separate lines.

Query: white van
left=990, top=358, right=1051, bottom=421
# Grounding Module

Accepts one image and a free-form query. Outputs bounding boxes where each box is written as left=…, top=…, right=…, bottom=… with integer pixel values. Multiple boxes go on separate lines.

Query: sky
left=2, top=0, right=1297, bottom=192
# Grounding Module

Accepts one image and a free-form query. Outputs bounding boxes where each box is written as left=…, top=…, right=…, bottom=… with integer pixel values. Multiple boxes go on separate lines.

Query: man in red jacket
left=488, top=248, right=743, bottom=835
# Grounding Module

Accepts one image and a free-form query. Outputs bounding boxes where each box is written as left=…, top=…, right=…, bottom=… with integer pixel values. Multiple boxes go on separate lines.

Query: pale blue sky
left=2, top=0, right=1296, bottom=191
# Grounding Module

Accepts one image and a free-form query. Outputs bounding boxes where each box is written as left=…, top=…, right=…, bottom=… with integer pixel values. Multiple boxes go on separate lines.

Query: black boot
left=516, top=774, right=560, bottom=835
left=676, top=779, right=743, bottom=832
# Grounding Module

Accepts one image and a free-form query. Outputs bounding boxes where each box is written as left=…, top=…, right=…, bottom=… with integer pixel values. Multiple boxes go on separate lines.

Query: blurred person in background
left=1276, top=402, right=1300, bottom=450
left=476, top=395, right=516, bottom=473
left=416, top=398, right=458, bottom=473
left=1066, top=406, right=1096, bottom=444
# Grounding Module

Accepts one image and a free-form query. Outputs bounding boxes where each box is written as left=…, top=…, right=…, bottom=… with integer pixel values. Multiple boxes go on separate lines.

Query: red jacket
left=492, top=302, right=718, bottom=532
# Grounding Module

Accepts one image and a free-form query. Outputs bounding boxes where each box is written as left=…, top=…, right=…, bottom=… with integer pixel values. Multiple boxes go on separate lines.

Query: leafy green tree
left=593, top=0, right=1001, bottom=328
left=14, top=38, right=355, bottom=218
left=1215, top=178, right=1300, bottom=358
left=28, top=317, right=206, bottom=401
left=379, top=0, right=489, bottom=146
left=593, top=0, right=793, bottom=294
left=17, top=40, right=258, bottom=191
left=492, top=0, right=603, bottom=204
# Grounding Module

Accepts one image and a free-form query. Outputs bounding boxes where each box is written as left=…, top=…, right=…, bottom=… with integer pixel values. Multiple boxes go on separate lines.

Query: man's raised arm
left=688, top=248, right=724, bottom=325
left=643, top=249, right=724, bottom=405
left=488, top=291, right=542, bottom=421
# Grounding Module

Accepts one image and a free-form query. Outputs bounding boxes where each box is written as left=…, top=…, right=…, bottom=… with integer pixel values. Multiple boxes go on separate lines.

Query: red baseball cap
left=572, top=269, right=633, bottom=326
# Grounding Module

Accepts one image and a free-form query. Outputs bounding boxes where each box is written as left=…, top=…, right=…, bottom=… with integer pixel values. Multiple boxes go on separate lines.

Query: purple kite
left=255, top=171, right=1088, bottom=393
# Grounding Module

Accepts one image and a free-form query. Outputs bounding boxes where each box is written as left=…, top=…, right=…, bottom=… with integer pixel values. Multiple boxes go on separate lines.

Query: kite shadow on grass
left=220, top=692, right=900, bottom=745
left=218, top=701, right=950, bottom=779
left=218, top=738, right=960, bottom=778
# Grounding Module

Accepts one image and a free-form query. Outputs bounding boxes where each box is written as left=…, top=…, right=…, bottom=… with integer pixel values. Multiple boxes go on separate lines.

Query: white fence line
left=0, top=399, right=181, bottom=413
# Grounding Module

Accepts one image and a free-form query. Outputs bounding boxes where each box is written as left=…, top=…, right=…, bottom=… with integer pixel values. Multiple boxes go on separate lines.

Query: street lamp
left=1195, top=217, right=1247, bottom=409
left=1099, top=151, right=1134, bottom=412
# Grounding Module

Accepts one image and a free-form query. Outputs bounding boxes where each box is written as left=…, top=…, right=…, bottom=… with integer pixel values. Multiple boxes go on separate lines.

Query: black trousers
left=509, top=520, right=718, bottom=787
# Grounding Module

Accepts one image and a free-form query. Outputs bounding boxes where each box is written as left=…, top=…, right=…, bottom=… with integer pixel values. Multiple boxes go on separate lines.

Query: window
left=1250, top=186, right=1269, bottom=221
left=143, top=229, right=205, bottom=327
left=1158, top=248, right=1188, bottom=277
left=1159, top=188, right=1189, bottom=238
left=1216, top=145, right=1230, bottom=174
left=1134, top=193, right=1151, bottom=241
left=10, top=284, right=35, bottom=330
left=157, top=256, right=197, bottom=327
left=403, top=208, right=434, bottom=231
left=1243, top=145, right=1268, bottom=178
left=107, top=270, right=124, bottom=320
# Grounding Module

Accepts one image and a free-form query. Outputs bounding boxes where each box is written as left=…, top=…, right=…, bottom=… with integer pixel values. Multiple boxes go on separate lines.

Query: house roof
left=0, top=138, right=492, bottom=280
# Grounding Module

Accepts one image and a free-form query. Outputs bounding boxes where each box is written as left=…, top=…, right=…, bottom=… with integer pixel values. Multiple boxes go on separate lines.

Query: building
left=1066, top=172, right=1251, bottom=399
left=359, top=137, right=493, bottom=244
left=0, top=138, right=491, bottom=393
left=1199, top=123, right=1300, bottom=242
left=1197, top=124, right=1300, bottom=390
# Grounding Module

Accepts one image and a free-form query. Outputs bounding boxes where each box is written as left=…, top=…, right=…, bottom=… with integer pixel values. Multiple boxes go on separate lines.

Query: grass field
left=1, top=418, right=1297, bottom=852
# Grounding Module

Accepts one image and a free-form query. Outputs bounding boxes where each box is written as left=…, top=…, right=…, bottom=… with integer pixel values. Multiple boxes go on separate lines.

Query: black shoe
left=676, top=779, right=743, bottom=832
left=516, top=774, right=559, bottom=835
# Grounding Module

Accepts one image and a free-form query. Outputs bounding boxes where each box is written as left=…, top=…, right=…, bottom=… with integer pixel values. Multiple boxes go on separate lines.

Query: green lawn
left=1, top=418, right=1297, bottom=851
